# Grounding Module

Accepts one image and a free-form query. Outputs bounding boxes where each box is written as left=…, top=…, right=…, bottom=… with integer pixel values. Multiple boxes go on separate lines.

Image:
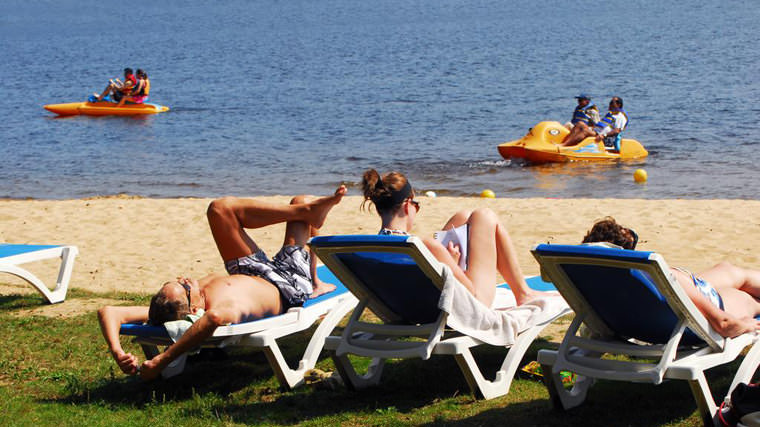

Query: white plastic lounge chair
left=308, top=234, right=571, bottom=400
left=119, top=266, right=357, bottom=389
left=0, top=243, right=79, bottom=304
left=531, top=244, right=760, bottom=427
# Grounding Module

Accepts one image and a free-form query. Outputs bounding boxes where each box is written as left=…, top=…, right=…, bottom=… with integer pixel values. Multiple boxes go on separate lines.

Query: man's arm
left=97, top=305, right=149, bottom=375
left=139, top=304, right=241, bottom=380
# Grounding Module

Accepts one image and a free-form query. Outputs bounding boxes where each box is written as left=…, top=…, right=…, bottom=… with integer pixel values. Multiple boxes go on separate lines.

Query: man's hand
left=112, top=349, right=139, bottom=375
left=139, top=357, right=163, bottom=380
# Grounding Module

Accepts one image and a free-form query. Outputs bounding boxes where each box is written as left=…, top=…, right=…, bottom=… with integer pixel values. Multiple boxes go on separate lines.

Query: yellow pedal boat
left=44, top=100, right=169, bottom=117
left=497, top=121, right=648, bottom=164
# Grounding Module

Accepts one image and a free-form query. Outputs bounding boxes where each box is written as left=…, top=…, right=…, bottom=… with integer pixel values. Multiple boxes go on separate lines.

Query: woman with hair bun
left=361, top=169, right=554, bottom=307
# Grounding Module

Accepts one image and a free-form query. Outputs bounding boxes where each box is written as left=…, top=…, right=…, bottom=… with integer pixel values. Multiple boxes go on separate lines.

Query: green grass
left=0, top=291, right=743, bottom=426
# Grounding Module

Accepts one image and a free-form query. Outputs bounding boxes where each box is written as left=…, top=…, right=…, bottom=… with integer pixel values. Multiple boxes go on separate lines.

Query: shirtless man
left=98, top=186, right=346, bottom=379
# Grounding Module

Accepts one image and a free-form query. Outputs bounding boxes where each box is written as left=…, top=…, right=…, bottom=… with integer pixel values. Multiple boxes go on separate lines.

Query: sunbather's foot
left=310, top=277, right=336, bottom=299
left=514, top=289, right=560, bottom=306
left=305, top=185, right=346, bottom=229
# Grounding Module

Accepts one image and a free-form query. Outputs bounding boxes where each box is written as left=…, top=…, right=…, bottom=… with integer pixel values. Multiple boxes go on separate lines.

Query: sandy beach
left=2, top=195, right=759, bottom=314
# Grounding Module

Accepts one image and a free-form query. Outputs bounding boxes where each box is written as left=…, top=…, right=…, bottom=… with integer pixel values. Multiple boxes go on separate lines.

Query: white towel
left=437, top=266, right=569, bottom=346
left=159, top=309, right=205, bottom=378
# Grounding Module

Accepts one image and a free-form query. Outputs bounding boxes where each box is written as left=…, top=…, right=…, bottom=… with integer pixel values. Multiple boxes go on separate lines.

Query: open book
left=434, top=224, right=468, bottom=270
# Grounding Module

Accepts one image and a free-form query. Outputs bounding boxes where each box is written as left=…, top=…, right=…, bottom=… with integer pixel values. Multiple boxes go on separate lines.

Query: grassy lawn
left=0, top=290, right=739, bottom=426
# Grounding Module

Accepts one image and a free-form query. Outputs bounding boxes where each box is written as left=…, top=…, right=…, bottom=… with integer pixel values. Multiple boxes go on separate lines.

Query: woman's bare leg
left=699, top=262, right=760, bottom=318
left=441, top=210, right=472, bottom=231
left=444, top=208, right=552, bottom=305
left=700, top=262, right=760, bottom=298
left=461, top=208, right=500, bottom=306
left=281, top=196, right=336, bottom=298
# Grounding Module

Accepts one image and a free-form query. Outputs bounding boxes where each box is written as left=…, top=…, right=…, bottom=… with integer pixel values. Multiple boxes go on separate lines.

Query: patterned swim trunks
left=225, top=245, right=313, bottom=308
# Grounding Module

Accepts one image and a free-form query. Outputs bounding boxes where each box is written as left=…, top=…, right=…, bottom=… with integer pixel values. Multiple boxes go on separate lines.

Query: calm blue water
left=1, top=0, right=758, bottom=199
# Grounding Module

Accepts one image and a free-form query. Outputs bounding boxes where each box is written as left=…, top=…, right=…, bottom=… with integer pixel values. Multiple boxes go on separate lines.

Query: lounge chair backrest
left=310, top=235, right=445, bottom=324
left=531, top=244, right=724, bottom=349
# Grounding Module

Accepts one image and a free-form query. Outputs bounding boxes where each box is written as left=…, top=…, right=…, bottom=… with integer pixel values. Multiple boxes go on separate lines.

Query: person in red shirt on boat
left=94, top=68, right=137, bottom=103
left=115, top=69, right=150, bottom=106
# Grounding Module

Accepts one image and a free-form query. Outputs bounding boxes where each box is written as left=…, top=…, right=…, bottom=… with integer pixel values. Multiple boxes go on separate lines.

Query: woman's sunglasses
left=408, top=199, right=421, bottom=212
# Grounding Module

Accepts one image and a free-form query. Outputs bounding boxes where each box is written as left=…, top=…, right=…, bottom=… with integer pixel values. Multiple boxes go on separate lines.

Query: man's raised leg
left=206, top=186, right=346, bottom=262
left=281, top=195, right=338, bottom=298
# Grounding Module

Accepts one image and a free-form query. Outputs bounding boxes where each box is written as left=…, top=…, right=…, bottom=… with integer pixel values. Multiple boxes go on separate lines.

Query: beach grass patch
left=0, top=291, right=740, bottom=426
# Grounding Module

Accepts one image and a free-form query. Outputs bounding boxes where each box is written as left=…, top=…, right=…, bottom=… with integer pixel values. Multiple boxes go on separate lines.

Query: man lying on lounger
left=98, top=186, right=346, bottom=380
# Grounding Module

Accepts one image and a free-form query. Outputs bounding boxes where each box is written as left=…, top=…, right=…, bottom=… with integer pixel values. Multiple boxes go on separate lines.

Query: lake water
left=1, top=0, right=758, bottom=199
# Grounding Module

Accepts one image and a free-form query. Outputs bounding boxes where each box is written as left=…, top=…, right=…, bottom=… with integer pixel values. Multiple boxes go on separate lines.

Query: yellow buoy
left=480, top=189, right=495, bottom=198
left=633, top=169, right=648, bottom=183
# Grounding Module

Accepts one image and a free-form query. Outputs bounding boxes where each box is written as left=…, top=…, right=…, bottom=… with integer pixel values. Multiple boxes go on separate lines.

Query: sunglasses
left=408, top=199, right=421, bottom=212
left=179, top=281, right=192, bottom=306
left=627, top=228, right=638, bottom=250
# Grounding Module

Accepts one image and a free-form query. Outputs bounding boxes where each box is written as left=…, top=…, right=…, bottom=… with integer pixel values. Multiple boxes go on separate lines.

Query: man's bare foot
left=306, top=185, right=346, bottom=229
left=514, top=289, right=560, bottom=306
left=310, top=278, right=337, bottom=299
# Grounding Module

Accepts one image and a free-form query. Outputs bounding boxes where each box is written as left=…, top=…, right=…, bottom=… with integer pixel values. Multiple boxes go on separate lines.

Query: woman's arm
left=672, top=269, right=757, bottom=338
left=422, top=237, right=478, bottom=296
left=97, top=305, right=149, bottom=374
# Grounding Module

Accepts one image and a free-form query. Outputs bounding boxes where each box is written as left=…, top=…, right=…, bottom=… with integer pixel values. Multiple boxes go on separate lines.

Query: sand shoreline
left=1, top=196, right=759, bottom=300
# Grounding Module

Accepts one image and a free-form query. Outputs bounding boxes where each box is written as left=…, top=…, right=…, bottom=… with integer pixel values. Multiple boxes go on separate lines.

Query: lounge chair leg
left=140, top=344, right=160, bottom=360
left=453, top=322, right=548, bottom=400
left=49, top=246, right=77, bottom=303
left=538, top=349, right=593, bottom=410
left=262, top=339, right=306, bottom=390
left=688, top=373, right=718, bottom=427
left=330, top=353, right=385, bottom=390
left=261, top=297, right=357, bottom=390
left=726, top=340, right=760, bottom=395
left=454, top=349, right=510, bottom=400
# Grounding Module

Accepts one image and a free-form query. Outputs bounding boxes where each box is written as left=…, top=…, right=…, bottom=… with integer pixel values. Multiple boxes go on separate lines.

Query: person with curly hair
left=583, top=217, right=760, bottom=338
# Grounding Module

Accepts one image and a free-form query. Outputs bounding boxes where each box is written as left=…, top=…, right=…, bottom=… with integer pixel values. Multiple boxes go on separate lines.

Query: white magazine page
left=433, top=224, right=468, bottom=270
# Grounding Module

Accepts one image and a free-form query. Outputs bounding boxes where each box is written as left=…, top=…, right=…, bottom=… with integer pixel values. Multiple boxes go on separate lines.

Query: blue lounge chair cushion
left=0, top=244, right=61, bottom=258
left=533, top=244, right=704, bottom=345
left=335, top=251, right=441, bottom=324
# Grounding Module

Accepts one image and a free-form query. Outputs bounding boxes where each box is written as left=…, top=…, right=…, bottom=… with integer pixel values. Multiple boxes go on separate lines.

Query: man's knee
left=207, top=197, right=237, bottom=221
left=290, top=195, right=307, bottom=205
